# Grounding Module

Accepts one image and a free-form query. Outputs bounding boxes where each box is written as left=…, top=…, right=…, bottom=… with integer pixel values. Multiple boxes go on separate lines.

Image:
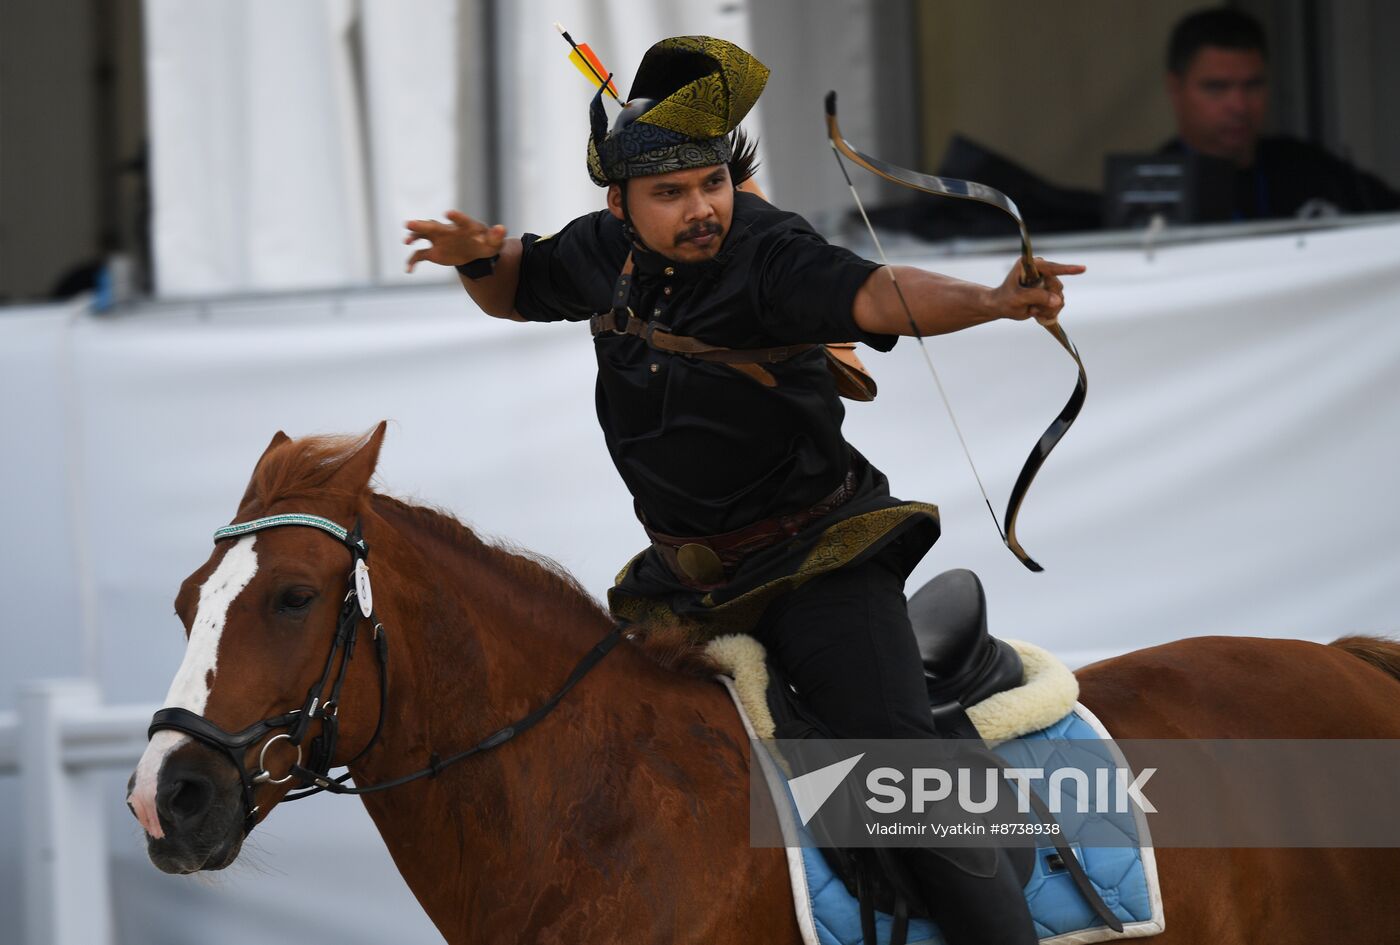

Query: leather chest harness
left=590, top=251, right=873, bottom=589
left=588, top=251, right=878, bottom=399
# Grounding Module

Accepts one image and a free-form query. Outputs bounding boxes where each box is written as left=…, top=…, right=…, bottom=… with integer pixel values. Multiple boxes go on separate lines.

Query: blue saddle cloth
left=793, top=705, right=1162, bottom=945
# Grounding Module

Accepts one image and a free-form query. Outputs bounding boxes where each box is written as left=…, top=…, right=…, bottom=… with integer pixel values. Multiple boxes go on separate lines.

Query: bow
left=825, top=92, right=1086, bottom=572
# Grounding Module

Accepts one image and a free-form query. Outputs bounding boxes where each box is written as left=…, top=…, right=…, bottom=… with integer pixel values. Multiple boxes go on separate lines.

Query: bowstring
left=827, top=142, right=1008, bottom=545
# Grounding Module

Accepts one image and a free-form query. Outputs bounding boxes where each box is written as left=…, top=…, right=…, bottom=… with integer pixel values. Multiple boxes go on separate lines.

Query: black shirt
left=1159, top=135, right=1400, bottom=221
left=514, top=191, right=896, bottom=536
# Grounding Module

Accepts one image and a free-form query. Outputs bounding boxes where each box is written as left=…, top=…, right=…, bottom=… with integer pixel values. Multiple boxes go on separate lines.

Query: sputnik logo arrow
left=788, top=752, right=865, bottom=826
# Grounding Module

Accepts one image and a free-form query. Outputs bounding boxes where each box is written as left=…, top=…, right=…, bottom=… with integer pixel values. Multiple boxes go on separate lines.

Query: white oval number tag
left=354, top=559, right=373, bottom=617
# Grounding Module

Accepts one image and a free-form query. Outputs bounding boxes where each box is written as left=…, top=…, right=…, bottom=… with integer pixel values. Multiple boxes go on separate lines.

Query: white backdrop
left=2, top=218, right=1399, bottom=941
left=144, top=0, right=458, bottom=296
left=143, top=0, right=760, bottom=298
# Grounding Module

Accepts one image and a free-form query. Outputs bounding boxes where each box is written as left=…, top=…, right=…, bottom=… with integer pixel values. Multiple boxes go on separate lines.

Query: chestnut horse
left=128, top=423, right=1400, bottom=944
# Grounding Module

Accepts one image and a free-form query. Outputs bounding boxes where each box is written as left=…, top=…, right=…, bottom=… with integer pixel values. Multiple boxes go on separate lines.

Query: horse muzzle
left=128, top=741, right=247, bottom=874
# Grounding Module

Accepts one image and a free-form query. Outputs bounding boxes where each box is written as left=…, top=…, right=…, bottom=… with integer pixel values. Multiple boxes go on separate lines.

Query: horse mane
left=621, top=618, right=725, bottom=680
left=252, top=431, right=718, bottom=679
left=370, top=491, right=612, bottom=626
left=370, top=494, right=720, bottom=679
left=1331, top=634, right=1400, bottom=685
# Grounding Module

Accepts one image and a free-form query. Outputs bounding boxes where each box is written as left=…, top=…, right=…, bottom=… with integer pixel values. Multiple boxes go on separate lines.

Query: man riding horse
left=405, top=35, right=1084, bottom=945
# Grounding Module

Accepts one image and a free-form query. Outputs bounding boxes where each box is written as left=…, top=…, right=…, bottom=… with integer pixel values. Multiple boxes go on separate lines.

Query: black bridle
left=148, top=513, right=622, bottom=835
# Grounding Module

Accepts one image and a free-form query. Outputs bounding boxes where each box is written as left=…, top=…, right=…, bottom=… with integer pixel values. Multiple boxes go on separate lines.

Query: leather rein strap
left=146, top=513, right=623, bottom=834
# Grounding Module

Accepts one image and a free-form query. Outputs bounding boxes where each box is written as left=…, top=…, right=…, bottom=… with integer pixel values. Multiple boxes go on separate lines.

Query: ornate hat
left=587, top=36, right=769, bottom=186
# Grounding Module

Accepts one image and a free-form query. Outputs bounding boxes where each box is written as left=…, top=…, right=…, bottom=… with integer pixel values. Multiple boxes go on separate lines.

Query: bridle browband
left=147, top=513, right=623, bottom=835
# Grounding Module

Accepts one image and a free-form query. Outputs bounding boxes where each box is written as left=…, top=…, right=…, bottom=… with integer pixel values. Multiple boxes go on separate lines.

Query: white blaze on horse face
left=129, top=535, right=260, bottom=839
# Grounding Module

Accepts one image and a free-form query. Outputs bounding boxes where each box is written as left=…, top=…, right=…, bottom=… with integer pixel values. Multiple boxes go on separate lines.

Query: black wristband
left=456, top=254, right=500, bottom=280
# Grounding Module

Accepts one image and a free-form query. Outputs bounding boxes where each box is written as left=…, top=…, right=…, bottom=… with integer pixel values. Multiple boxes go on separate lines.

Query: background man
left=1162, top=7, right=1399, bottom=220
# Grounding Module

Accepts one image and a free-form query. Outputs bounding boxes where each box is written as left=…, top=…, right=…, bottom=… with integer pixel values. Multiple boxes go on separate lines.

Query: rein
left=147, top=513, right=623, bottom=834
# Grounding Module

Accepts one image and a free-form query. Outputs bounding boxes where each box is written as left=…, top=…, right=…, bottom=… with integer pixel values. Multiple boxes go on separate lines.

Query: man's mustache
left=675, top=222, right=722, bottom=246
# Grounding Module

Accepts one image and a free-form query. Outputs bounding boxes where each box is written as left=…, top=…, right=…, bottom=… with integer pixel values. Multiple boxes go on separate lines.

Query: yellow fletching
left=568, top=48, right=619, bottom=99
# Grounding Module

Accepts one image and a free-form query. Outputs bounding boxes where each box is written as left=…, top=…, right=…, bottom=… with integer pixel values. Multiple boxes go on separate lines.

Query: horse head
left=127, top=422, right=391, bottom=873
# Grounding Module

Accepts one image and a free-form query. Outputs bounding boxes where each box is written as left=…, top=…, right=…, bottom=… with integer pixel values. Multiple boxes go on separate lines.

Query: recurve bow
left=825, top=92, right=1087, bottom=572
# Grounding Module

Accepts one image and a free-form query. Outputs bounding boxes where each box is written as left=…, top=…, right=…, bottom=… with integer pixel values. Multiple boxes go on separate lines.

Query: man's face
left=1167, top=46, right=1269, bottom=167
left=608, top=165, right=734, bottom=263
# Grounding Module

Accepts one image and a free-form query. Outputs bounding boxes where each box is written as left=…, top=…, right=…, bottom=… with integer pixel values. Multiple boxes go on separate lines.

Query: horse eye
left=279, top=590, right=315, bottom=611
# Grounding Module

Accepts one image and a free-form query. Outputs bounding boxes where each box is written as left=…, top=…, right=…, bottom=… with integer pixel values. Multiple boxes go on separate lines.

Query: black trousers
left=752, top=545, right=938, bottom=740
left=751, top=547, right=1038, bottom=945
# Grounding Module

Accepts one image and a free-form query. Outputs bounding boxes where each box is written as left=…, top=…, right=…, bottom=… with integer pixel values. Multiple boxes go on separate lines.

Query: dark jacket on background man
left=1159, top=135, right=1400, bottom=221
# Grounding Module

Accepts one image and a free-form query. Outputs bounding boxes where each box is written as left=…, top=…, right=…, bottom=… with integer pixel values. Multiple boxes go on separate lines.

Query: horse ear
left=329, top=420, right=388, bottom=496
left=237, top=430, right=291, bottom=511
left=262, top=430, right=292, bottom=457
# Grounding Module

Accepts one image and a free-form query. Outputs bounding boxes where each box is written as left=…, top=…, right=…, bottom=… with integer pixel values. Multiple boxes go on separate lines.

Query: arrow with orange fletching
left=554, top=22, right=620, bottom=102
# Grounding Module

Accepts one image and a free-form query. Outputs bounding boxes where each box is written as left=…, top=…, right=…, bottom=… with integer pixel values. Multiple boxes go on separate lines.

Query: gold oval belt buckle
left=676, top=542, right=725, bottom=586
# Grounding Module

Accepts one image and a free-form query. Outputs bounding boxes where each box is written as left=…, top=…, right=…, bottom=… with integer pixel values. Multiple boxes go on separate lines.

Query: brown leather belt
left=643, top=469, right=859, bottom=591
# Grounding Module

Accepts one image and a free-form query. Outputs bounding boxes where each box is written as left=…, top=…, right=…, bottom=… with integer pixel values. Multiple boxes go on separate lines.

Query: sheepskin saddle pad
left=701, top=633, right=1166, bottom=945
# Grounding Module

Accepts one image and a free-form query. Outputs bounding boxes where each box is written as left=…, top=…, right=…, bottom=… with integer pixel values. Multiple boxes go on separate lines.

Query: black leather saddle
left=763, top=568, right=1025, bottom=742
left=908, top=568, right=1024, bottom=710
left=758, top=569, right=1110, bottom=945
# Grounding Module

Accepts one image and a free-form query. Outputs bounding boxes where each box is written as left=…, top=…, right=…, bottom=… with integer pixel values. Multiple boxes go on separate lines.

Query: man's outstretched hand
left=991, top=257, right=1086, bottom=325
left=404, top=211, right=506, bottom=274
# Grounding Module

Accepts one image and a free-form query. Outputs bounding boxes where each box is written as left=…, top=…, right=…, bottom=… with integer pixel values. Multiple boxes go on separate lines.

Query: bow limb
left=825, top=91, right=1087, bottom=572
left=1002, top=319, right=1087, bottom=571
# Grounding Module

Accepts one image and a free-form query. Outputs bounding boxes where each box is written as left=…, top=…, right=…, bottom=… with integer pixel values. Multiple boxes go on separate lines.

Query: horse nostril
left=159, top=775, right=213, bottom=828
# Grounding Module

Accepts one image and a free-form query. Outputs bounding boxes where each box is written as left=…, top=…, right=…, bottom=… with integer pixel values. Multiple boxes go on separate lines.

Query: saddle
left=765, top=567, right=1025, bottom=743
left=910, top=568, right=1026, bottom=712
left=760, top=569, right=1111, bottom=945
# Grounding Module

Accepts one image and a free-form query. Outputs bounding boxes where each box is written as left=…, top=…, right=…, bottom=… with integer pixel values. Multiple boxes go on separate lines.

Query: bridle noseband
left=147, top=512, right=622, bottom=835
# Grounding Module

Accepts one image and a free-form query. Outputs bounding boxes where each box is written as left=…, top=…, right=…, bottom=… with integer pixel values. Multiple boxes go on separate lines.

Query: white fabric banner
left=2, top=218, right=1398, bottom=940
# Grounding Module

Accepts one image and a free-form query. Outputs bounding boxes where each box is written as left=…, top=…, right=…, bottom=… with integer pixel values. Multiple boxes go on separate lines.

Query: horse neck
left=360, top=492, right=618, bottom=714
left=345, top=497, right=740, bottom=935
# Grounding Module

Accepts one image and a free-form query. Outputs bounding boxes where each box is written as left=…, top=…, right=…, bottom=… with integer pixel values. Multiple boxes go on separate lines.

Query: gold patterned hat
left=587, top=36, right=769, bottom=186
